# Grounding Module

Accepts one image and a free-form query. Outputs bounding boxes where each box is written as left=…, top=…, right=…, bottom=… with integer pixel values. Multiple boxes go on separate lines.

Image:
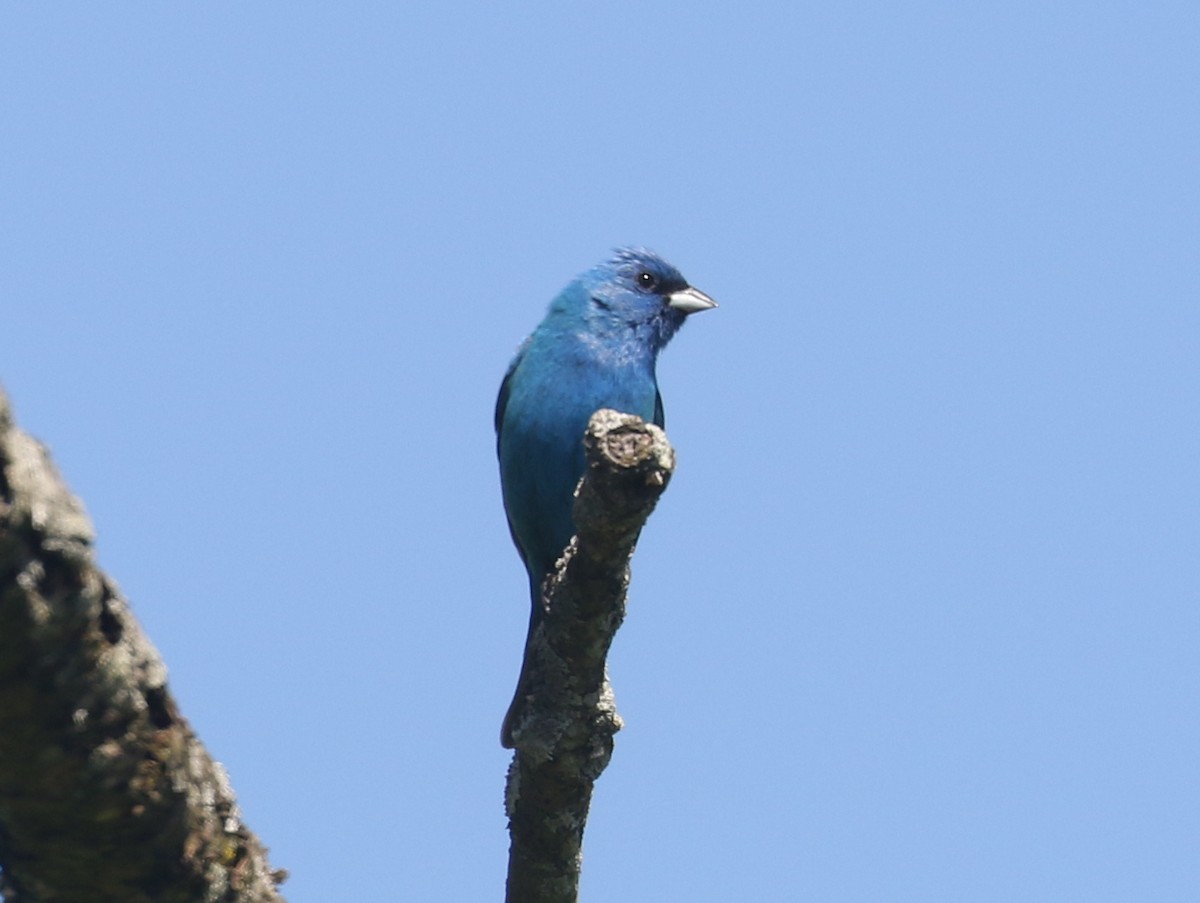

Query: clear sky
left=4, top=4, right=1198, bottom=901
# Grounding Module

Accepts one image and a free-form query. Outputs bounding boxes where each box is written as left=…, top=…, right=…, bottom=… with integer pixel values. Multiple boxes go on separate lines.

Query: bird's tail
left=500, top=576, right=546, bottom=748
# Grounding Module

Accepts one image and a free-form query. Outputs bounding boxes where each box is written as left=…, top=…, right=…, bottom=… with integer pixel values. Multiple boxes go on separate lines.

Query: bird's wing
left=494, top=339, right=529, bottom=450
left=495, top=339, right=531, bottom=568
left=653, top=388, right=665, bottom=429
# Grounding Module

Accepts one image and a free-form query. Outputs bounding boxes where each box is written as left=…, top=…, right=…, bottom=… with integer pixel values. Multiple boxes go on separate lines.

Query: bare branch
left=0, top=388, right=286, bottom=903
left=504, top=409, right=675, bottom=903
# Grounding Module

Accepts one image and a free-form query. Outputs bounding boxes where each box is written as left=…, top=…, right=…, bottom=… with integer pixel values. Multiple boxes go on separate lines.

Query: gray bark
left=504, top=409, right=676, bottom=903
left=0, top=389, right=286, bottom=903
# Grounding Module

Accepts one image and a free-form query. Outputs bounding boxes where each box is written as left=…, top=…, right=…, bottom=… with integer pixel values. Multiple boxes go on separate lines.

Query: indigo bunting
left=496, top=247, right=716, bottom=746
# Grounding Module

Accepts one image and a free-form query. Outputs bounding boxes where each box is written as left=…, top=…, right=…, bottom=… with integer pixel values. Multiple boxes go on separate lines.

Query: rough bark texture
left=505, top=409, right=675, bottom=903
left=0, top=389, right=286, bottom=903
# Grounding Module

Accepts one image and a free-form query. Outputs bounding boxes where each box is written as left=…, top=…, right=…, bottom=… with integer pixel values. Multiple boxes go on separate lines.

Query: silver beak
left=667, top=286, right=718, bottom=314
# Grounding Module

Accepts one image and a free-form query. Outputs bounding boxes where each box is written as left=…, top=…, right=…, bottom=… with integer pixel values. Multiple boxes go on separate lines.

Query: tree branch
left=0, top=389, right=286, bottom=903
left=504, top=409, right=675, bottom=903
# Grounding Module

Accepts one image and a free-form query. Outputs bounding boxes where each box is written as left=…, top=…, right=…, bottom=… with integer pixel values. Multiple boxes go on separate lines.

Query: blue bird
left=496, top=247, right=716, bottom=747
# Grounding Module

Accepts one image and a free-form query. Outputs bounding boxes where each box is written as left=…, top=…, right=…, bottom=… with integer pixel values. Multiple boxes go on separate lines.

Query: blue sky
left=3, top=3, right=1198, bottom=900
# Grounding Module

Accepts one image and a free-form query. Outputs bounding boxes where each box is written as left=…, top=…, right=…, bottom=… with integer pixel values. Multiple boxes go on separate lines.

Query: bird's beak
left=667, top=286, right=718, bottom=314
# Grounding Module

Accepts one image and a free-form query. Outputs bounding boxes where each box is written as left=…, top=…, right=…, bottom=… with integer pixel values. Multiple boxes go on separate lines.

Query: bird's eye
left=637, top=271, right=658, bottom=290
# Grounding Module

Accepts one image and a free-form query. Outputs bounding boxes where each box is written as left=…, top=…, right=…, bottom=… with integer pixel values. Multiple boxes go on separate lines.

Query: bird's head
left=573, top=247, right=717, bottom=353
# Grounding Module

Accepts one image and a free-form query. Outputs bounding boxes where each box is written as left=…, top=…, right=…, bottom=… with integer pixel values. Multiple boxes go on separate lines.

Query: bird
left=495, top=247, right=717, bottom=747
